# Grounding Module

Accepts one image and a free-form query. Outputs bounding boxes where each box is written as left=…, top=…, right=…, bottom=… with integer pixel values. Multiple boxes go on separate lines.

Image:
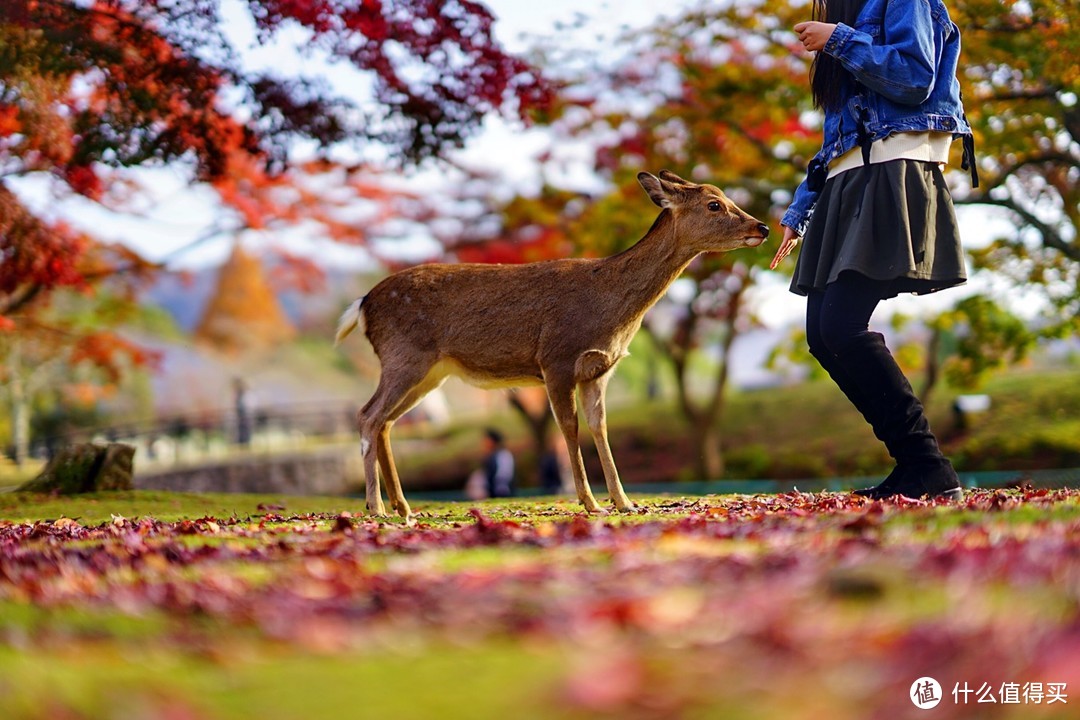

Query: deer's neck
left=600, top=209, right=698, bottom=319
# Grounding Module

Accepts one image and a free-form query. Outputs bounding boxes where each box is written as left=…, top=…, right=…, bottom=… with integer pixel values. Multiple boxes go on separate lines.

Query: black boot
left=830, top=332, right=962, bottom=501
left=809, top=346, right=902, bottom=499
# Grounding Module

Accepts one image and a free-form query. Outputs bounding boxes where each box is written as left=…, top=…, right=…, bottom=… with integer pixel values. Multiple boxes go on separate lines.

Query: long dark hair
left=809, top=0, right=866, bottom=111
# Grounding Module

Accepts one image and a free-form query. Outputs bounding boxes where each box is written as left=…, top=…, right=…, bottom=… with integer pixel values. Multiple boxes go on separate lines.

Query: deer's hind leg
left=357, top=356, right=438, bottom=517
left=377, top=370, right=449, bottom=519
left=544, top=372, right=604, bottom=514
left=580, top=374, right=635, bottom=512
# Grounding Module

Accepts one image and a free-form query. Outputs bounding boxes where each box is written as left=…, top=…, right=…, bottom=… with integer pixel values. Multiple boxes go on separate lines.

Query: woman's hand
left=770, top=225, right=800, bottom=270
left=794, top=21, right=837, bottom=53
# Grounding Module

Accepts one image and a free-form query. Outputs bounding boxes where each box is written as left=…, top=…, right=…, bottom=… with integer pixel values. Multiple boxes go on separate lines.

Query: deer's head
left=638, top=170, right=769, bottom=252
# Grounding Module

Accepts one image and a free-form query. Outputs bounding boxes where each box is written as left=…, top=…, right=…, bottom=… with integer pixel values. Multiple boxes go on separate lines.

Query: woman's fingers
left=770, top=226, right=800, bottom=270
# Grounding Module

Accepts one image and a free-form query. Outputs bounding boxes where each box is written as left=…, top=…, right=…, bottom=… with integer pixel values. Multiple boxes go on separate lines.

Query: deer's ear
left=658, top=170, right=691, bottom=186
left=638, top=172, right=671, bottom=208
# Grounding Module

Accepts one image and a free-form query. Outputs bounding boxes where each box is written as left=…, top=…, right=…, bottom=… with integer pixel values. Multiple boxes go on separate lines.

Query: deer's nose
left=757, top=223, right=770, bottom=238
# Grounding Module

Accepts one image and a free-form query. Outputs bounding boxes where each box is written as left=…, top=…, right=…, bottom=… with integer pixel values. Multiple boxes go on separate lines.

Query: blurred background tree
left=1, top=0, right=550, bottom=320
left=953, top=0, right=1080, bottom=335
left=903, top=295, right=1037, bottom=408
left=0, top=0, right=550, bottom=461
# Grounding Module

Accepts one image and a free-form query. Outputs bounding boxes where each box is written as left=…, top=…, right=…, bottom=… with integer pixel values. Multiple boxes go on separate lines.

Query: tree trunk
left=651, top=309, right=730, bottom=481
left=645, top=273, right=750, bottom=482
left=691, top=420, right=724, bottom=480
left=695, top=289, right=741, bottom=481
left=9, top=339, right=31, bottom=466
left=670, top=327, right=726, bottom=480
left=920, top=326, right=941, bottom=408
left=507, top=389, right=552, bottom=485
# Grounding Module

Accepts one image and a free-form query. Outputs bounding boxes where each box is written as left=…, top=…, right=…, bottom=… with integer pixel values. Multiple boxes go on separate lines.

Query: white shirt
left=828, top=131, right=953, bottom=179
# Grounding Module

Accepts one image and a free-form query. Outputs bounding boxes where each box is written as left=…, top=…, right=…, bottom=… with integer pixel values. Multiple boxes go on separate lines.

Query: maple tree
left=641, top=262, right=758, bottom=479
left=0, top=287, right=157, bottom=464
left=0, top=0, right=551, bottom=323
left=0, top=0, right=550, bottom=458
left=952, top=0, right=1080, bottom=333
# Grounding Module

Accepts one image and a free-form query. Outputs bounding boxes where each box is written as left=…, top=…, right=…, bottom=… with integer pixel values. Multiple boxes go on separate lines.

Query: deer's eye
left=707, top=201, right=721, bottom=212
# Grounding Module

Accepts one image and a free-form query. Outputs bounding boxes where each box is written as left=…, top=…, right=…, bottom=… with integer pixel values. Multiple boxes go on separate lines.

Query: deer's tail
left=334, top=297, right=366, bottom=346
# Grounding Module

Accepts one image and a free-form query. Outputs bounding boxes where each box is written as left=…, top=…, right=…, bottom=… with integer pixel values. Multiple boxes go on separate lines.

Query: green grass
left=0, top=490, right=361, bottom=525
left=0, top=640, right=564, bottom=720
left=0, top=459, right=44, bottom=494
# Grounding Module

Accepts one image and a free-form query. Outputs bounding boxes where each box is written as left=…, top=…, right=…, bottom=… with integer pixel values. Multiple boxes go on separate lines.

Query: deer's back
left=362, top=260, right=609, bottom=362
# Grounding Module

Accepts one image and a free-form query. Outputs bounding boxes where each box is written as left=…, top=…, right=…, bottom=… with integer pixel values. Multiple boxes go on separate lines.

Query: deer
left=335, top=170, right=769, bottom=519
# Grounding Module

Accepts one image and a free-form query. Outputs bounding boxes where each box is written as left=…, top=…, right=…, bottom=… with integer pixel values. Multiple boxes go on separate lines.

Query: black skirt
left=790, top=159, right=967, bottom=298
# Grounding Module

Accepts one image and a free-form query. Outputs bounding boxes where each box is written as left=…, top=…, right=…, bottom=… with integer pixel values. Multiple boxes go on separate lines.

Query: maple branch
left=1065, top=107, right=1080, bottom=147
left=74, top=222, right=239, bottom=289
left=954, top=196, right=1078, bottom=262
left=0, top=284, right=43, bottom=316
left=32, top=0, right=223, bottom=56
left=970, top=151, right=1080, bottom=194
left=154, top=221, right=237, bottom=267
left=977, top=87, right=1059, bottom=103
left=961, top=17, right=1056, bottom=33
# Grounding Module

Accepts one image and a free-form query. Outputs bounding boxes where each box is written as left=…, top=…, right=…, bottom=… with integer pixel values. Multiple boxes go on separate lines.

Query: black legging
left=806, top=271, right=885, bottom=360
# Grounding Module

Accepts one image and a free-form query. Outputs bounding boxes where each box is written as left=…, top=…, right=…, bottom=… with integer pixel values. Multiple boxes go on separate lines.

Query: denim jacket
left=780, top=0, right=975, bottom=236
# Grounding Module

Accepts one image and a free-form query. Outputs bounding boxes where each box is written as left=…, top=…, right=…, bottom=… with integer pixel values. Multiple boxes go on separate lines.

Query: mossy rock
left=17, top=443, right=135, bottom=494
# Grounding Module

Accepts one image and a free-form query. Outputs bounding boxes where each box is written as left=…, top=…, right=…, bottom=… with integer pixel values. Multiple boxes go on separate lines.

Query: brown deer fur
left=336, top=170, right=769, bottom=518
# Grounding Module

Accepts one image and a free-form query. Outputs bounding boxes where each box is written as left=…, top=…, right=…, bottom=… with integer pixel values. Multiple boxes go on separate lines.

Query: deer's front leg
left=545, top=376, right=604, bottom=514
left=580, top=376, right=635, bottom=513
left=376, top=426, right=411, bottom=519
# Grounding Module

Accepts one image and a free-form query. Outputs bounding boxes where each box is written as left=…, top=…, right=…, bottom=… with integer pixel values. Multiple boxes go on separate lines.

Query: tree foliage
left=0, top=0, right=551, bottom=322
left=946, top=0, right=1080, bottom=331
left=0, top=0, right=550, bottom=459
left=916, top=295, right=1037, bottom=405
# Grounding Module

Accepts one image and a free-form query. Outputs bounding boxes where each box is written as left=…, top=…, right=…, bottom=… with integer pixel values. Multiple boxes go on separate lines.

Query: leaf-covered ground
left=2, top=488, right=1080, bottom=719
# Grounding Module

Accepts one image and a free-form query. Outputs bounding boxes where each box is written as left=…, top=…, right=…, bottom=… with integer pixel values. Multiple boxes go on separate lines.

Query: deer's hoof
left=614, top=502, right=637, bottom=514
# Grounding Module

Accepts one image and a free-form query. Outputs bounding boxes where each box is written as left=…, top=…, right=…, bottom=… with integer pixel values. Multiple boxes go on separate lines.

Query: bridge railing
left=27, top=400, right=396, bottom=470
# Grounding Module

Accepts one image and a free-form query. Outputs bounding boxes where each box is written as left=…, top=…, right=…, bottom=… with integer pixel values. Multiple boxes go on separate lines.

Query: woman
left=770, top=0, right=977, bottom=500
